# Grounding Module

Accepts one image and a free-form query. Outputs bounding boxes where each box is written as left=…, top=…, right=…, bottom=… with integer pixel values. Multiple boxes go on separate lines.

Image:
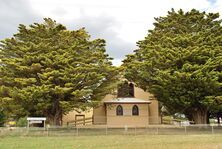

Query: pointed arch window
left=116, top=105, right=123, bottom=116
left=132, top=105, right=139, bottom=116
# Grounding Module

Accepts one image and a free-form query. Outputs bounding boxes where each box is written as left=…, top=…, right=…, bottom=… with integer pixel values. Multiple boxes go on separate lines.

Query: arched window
left=132, top=105, right=139, bottom=116
left=116, top=105, right=123, bottom=116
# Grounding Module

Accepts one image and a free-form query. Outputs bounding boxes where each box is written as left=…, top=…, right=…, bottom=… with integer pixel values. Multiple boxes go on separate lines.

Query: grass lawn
left=0, top=134, right=222, bottom=149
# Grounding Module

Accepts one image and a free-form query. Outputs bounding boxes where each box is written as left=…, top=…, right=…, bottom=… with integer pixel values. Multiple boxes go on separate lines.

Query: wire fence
left=1, top=124, right=222, bottom=137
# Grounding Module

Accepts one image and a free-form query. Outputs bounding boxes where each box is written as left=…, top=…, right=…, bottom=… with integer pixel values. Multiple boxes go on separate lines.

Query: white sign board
left=27, top=117, right=46, bottom=121
left=27, top=117, right=46, bottom=128
left=30, top=121, right=43, bottom=124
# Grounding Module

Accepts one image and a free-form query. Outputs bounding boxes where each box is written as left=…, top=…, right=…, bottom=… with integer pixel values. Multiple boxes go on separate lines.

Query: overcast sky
left=0, top=0, right=221, bottom=66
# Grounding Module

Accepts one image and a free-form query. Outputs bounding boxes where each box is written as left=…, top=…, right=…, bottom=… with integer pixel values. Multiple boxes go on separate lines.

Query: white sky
left=1, top=0, right=222, bottom=66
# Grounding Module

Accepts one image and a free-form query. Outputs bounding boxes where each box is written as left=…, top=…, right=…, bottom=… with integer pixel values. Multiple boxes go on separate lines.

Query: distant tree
left=123, top=9, right=222, bottom=124
left=0, top=18, right=118, bottom=125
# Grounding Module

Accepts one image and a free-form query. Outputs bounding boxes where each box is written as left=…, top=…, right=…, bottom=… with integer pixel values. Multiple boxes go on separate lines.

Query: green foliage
left=0, top=18, right=118, bottom=125
left=123, top=9, right=222, bottom=123
left=16, top=117, right=27, bottom=127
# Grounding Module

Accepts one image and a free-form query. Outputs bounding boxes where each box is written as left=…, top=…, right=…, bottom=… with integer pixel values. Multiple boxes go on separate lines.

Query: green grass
left=0, top=134, right=222, bottom=149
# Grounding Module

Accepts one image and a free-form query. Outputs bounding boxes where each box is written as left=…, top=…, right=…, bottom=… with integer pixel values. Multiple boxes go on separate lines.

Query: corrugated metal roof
left=104, top=98, right=151, bottom=104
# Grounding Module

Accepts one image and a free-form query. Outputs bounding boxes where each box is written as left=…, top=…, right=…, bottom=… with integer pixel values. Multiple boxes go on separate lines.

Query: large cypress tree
left=123, top=9, right=222, bottom=124
left=0, top=18, right=118, bottom=125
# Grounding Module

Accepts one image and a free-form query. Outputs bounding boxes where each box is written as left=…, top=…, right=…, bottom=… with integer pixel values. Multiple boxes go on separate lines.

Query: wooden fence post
left=76, top=127, right=79, bottom=136
left=135, top=126, right=137, bottom=136
left=105, top=125, right=108, bottom=135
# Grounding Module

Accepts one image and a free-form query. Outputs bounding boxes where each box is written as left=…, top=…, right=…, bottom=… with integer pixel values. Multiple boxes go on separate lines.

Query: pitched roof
left=104, top=97, right=151, bottom=104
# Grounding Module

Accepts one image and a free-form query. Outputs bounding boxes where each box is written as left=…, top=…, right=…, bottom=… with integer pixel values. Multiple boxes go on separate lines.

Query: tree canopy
left=123, top=9, right=222, bottom=124
left=0, top=18, right=118, bottom=125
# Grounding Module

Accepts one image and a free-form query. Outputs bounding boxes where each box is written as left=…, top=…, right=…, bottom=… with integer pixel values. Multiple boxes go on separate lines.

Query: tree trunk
left=192, top=108, right=208, bottom=124
left=185, top=113, right=193, bottom=122
left=217, top=112, right=220, bottom=124
left=47, top=111, right=62, bottom=126
left=47, top=97, right=63, bottom=126
left=54, top=111, right=62, bottom=125
left=207, top=111, right=210, bottom=124
left=217, top=116, right=220, bottom=124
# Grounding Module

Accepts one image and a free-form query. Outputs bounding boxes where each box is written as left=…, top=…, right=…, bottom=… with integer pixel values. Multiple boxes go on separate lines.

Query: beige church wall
left=134, top=87, right=153, bottom=101
left=102, top=94, right=117, bottom=101
left=92, top=94, right=116, bottom=124
left=64, top=86, right=160, bottom=126
left=149, top=100, right=160, bottom=124
left=63, top=94, right=116, bottom=125
left=62, top=109, right=93, bottom=125
left=93, top=105, right=107, bottom=124
left=93, top=86, right=160, bottom=125
left=134, top=87, right=160, bottom=124
left=106, top=103, right=149, bottom=127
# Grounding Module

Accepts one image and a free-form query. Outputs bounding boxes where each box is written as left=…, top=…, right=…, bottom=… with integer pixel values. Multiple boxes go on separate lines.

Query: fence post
left=134, top=126, right=137, bottom=136
left=76, top=127, right=79, bottom=136
left=124, top=125, right=128, bottom=135
left=0, top=128, right=1, bottom=136
left=156, top=127, right=159, bottom=135
left=105, top=125, right=108, bottom=135
left=47, top=126, right=49, bottom=137
left=26, top=125, right=29, bottom=135
left=211, top=125, right=214, bottom=134
left=184, top=126, right=187, bottom=134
